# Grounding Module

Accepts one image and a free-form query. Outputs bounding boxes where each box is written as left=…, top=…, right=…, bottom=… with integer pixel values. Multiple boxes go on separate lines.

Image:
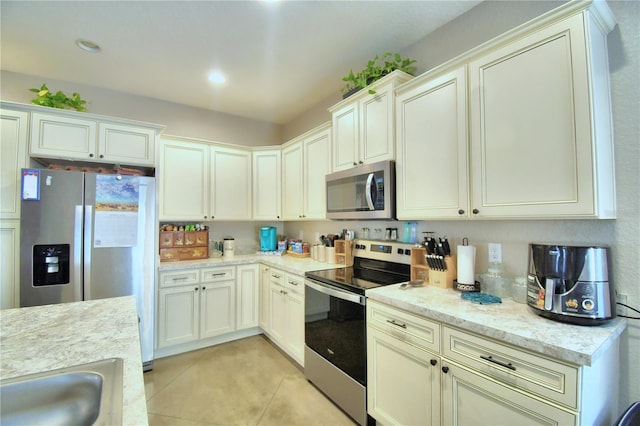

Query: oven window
left=305, top=283, right=366, bottom=385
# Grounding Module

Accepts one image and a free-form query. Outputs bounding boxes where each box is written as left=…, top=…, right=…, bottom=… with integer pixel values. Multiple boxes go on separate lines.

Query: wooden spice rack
left=410, top=247, right=456, bottom=289
left=334, top=240, right=354, bottom=266
left=159, top=230, right=209, bottom=261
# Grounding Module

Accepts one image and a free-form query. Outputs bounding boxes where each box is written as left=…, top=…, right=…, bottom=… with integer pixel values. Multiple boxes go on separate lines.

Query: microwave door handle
left=365, top=173, right=376, bottom=211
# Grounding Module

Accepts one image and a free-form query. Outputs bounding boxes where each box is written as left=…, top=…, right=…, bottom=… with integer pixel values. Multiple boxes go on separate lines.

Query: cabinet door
left=286, top=289, right=305, bottom=366
left=237, top=264, right=259, bottom=330
left=469, top=15, right=597, bottom=218
left=259, top=265, right=271, bottom=331
left=441, top=361, right=576, bottom=425
left=0, top=221, right=20, bottom=309
left=211, top=147, right=252, bottom=220
left=332, top=102, right=358, bottom=171
left=159, top=139, right=209, bottom=220
left=30, top=112, right=97, bottom=161
left=359, top=83, right=395, bottom=165
left=200, top=281, right=235, bottom=339
left=303, top=128, right=331, bottom=220
left=252, top=150, right=281, bottom=220
left=269, top=282, right=287, bottom=343
left=281, top=142, right=304, bottom=220
left=367, top=326, right=440, bottom=426
left=1, top=109, right=28, bottom=219
left=396, top=66, right=469, bottom=219
left=157, top=286, right=199, bottom=348
left=98, top=122, right=155, bottom=166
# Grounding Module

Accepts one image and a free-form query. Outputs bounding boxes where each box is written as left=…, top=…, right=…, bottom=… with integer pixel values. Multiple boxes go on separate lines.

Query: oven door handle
left=305, top=279, right=365, bottom=305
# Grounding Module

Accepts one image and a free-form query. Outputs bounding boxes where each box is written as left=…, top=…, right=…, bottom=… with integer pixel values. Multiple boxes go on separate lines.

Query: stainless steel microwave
left=325, top=160, right=395, bottom=220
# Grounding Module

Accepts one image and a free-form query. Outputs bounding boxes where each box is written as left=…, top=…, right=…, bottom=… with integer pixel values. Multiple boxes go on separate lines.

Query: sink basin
left=0, top=357, right=123, bottom=426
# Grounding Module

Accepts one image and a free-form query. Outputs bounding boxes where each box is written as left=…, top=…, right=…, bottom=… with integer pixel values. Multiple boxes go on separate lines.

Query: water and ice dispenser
left=32, top=244, right=70, bottom=286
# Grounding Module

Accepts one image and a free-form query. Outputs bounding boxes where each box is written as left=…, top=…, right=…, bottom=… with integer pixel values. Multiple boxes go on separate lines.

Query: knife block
left=410, top=247, right=456, bottom=289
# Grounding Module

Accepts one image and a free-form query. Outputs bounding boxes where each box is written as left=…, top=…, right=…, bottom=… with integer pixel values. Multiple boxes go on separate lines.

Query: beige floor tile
left=145, top=335, right=356, bottom=426
left=258, top=374, right=356, bottom=426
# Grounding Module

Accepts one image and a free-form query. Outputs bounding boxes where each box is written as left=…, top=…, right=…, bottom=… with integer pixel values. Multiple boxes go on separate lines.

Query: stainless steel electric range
left=304, top=240, right=413, bottom=426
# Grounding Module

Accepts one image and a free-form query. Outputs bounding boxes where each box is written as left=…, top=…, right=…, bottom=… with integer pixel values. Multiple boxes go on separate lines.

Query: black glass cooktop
left=305, top=258, right=410, bottom=295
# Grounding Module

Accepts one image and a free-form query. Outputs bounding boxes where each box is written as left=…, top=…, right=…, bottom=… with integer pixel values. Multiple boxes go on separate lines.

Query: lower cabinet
left=266, top=268, right=305, bottom=366
left=157, top=264, right=259, bottom=353
left=259, top=264, right=271, bottom=331
left=367, top=300, right=619, bottom=426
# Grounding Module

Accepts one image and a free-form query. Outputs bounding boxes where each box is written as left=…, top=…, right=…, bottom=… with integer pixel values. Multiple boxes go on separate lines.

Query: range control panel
left=352, top=239, right=415, bottom=265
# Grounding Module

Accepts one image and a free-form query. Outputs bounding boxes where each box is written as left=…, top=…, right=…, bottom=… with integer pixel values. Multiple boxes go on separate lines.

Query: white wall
left=0, top=70, right=284, bottom=146
left=284, top=0, right=640, bottom=413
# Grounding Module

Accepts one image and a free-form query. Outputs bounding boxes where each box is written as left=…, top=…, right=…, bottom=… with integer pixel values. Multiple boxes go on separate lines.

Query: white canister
left=317, top=245, right=326, bottom=262
left=326, top=247, right=335, bottom=264
left=223, top=238, right=235, bottom=259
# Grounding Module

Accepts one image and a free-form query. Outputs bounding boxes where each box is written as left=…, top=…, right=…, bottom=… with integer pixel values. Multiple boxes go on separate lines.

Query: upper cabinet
left=159, top=138, right=252, bottom=221
left=396, top=66, right=469, bottom=220
left=396, top=1, right=617, bottom=220
left=282, top=123, right=332, bottom=220
left=29, top=110, right=161, bottom=167
left=468, top=3, right=616, bottom=219
left=252, top=148, right=281, bottom=221
left=329, top=70, right=412, bottom=172
left=1, top=108, right=29, bottom=219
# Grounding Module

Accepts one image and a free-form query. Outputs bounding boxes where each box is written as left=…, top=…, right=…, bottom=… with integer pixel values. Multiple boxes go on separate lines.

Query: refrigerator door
left=83, top=174, right=156, bottom=369
left=20, top=169, right=84, bottom=307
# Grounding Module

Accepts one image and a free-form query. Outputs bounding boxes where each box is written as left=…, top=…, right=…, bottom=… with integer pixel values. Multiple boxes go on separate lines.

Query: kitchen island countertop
left=0, top=296, right=147, bottom=425
left=159, top=253, right=342, bottom=276
left=366, top=284, right=627, bottom=367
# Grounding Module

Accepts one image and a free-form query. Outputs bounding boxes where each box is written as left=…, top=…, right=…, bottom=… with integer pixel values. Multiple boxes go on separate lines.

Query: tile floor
left=144, top=335, right=357, bottom=426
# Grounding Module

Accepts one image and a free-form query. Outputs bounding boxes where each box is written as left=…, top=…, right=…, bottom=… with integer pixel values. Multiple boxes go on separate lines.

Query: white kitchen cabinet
left=367, top=300, right=441, bottom=425
left=29, top=111, right=158, bottom=167
left=0, top=222, right=20, bottom=309
left=252, top=149, right=281, bottom=220
left=210, top=146, right=252, bottom=220
left=259, top=264, right=271, bottom=331
left=0, top=107, right=28, bottom=309
left=395, top=66, right=469, bottom=219
left=158, top=266, right=250, bottom=349
left=159, top=138, right=253, bottom=221
left=266, top=268, right=305, bottom=366
left=236, top=264, right=259, bottom=330
left=468, top=5, right=616, bottom=218
left=282, top=122, right=331, bottom=220
left=159, top=138, right=210, bottom=220
left=441, top=361, right=576, bottom=426
left=329, top=70, right=412, bottom=172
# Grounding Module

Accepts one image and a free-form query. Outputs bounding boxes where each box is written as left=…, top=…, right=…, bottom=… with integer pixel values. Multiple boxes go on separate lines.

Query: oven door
left=304, top=278, right=366, bottom=385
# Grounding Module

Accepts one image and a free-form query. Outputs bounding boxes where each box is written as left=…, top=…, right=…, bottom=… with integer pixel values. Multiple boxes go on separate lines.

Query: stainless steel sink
left=0, top=357, right=123, bottom=426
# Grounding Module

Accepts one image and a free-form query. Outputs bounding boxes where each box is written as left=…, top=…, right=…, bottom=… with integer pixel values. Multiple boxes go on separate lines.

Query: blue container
left=259, top=226, right=277, bottom=251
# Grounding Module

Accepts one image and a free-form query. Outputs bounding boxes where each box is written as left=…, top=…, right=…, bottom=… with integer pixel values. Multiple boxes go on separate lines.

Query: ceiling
left=1, top=1, right=481, bottom=124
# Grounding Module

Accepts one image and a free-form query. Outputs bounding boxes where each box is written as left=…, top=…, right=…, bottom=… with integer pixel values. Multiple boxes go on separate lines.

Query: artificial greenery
left=29, top=84, right=87, bottom=111
left=342, top=52, right=417, bottom=97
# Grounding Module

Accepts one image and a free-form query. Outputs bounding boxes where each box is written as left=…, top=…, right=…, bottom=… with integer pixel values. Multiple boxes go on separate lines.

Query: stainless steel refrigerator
left=20, top=169, right=156, bottom=371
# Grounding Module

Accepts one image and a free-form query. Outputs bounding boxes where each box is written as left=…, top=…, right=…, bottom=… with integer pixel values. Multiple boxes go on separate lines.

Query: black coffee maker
left=527, top=243, right=615, bottom=325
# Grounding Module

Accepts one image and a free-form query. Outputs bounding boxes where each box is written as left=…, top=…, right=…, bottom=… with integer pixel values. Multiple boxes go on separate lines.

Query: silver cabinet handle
left=288, top=280, right=299, bottom=286
left=480, top=355, right=516, bottom=371
left=212, top=272, right=226, bottom=277
left=172, top=276, right=189, bottom=281
left=386, top=319, right=407, bottom=329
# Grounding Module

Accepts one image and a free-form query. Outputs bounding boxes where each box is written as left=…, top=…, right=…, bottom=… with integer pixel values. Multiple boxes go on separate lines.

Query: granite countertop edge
left=366, top=284, right=627, bottom=367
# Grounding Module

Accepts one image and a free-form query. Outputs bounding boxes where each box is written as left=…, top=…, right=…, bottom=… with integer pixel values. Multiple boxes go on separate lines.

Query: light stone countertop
left=366, top=284, right=627, bottom=367
left=159, top=253, right=341, bottom=276
left=0, top=296, right=147, bottom=425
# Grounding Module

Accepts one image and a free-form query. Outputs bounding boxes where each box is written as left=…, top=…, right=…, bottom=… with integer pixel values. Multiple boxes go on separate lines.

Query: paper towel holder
left=454, top=237, right=480, bottom=292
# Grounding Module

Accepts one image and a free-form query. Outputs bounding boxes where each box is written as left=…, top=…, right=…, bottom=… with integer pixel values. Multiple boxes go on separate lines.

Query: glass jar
left=480, top=263, right=512, bottom=299
left=512, top=276, right=528, bottom=304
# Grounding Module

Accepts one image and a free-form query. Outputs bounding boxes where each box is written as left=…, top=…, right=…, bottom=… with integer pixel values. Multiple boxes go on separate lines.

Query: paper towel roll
left=457, top=245, right=476, bottom=284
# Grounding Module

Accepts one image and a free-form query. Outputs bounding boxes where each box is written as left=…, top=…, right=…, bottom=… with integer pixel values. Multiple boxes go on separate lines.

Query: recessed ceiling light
left=208, top=71, right=226, bottom=84
left=76, top=39, right=101, bottom=53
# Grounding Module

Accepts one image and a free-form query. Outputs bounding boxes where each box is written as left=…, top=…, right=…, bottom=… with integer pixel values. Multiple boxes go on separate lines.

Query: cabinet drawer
left=442, top=326, right=578, bottom=409
left=284, top=273, right=304, bottom=294
left=269, top=268, right=285, bottom=286
left=202, top=266, right=235, bottom=282
left=159, top=269, right=200, bottom=288
left=367, top=300, right=440, bottom=354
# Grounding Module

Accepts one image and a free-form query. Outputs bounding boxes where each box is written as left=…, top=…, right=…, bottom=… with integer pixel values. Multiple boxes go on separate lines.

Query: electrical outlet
left=616, top=290, right=628, bottom=316
left=488, top=243, right=503, bottom=263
